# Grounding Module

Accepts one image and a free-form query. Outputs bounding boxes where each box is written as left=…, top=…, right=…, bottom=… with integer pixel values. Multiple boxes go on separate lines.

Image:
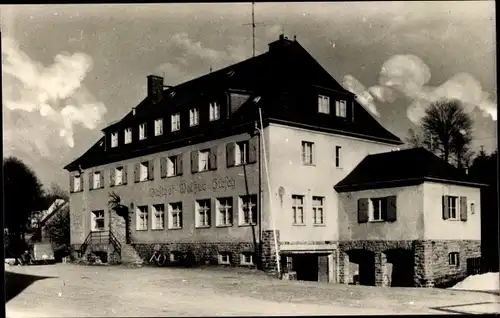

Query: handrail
left=79, top=230, right=122, bottom=259
left=108, top=231, right=121, bottom=256
left=80, top=231, right=93, bottom=256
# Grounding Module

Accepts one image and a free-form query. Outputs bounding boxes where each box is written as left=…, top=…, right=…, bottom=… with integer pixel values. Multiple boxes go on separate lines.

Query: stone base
left=338, top=240, right=481, bottom=288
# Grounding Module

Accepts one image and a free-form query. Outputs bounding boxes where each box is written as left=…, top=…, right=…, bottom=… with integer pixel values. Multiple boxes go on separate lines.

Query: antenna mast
left=243, top=2, right=265, bottom=58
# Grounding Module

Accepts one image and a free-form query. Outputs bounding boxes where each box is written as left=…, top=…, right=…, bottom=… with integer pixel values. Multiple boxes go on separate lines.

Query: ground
left=5, top=263, right=500, bottom=316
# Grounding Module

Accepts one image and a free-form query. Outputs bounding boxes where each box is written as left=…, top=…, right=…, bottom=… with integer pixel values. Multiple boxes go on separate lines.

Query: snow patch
left=449, top=272, right=499, bottom=292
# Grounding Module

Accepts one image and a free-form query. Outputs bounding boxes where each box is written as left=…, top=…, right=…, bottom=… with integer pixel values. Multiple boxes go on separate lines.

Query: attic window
left=253, top=96, right=261, bottom=103
left=226, top=70, right=235, bottom=77
left=99, top=140, right=104, bottom=147
left=169, top=92, right=176, bottom=98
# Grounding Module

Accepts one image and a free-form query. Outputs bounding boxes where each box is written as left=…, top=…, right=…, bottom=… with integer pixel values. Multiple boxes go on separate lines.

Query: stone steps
left=120, top=244, right=144, bottom=265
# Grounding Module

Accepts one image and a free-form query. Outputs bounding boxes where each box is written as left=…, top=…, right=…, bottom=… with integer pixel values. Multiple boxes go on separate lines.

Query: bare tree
left=420, top=99, right=474, bottom=166
left=406, top=128, right=423, bottom=148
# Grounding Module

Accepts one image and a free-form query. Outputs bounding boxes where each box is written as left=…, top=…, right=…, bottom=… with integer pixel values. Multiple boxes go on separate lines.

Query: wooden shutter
left=211, top=199, right=217, bottom=225
left=226, top=143, right=236, bottom=167
left=160, top=157, right=167, bottom=178
left=134, top=163, right=140, bottom=183
left=148, top=160, right=155, bottom=180
left=207, top=200, right=212, bottom=226
left=176, top=154, right=183, bottom=176
left=385, top=196, right=397, bottom=222
left=248, top=136, right=258, bottom=164
left=191, top=151, right=199, bottom=173
left=209, top=146, right=218, bottom=170
left=99, top=171, right=104, bottom=188
left=109, top=168, right=115, bottom=187
left=460, top=196, right=468, bottom=221
left=69, top=175, right=74, bottom=193
left=80, top=175, right=84, bottom=191
left=357, top=198, right=369, bottom=223
left=89, top=172, right=94, bottom=190
left=442, top=196, right=450, bottom=220
left=122, top=165, right=128, bottom=185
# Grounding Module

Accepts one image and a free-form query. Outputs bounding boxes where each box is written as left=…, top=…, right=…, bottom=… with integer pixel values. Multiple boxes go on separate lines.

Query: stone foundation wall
left=261, top=230, right=280, bottom=274
left=133, top=241, right=257, bottom=267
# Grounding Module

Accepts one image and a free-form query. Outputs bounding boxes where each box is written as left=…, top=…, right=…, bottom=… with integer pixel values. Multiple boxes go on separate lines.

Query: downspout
left=257, top=119, right=263, bottom=270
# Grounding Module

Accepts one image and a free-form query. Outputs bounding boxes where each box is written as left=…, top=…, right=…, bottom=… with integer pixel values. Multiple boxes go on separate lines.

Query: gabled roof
left=335, top=147, right=487, bottom=192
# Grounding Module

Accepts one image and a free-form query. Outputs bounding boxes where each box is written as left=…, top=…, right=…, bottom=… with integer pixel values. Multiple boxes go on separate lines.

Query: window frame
left=292, top=194, right=305, bottom=225
left=240, top=252, right=254, bottom=265
left=196, top=199, right=211, bottom=228
left=114, top=167, right=124, bottom=186
left=124, top=127, right=132, bottom=144
left=318, top=94, right=330, bottom=114
left=167, top=155, right=178, bottom=177
left=139, top=122, right=147, bottom=140
left=139, top=161, right=149, bottom=182
left=447, top=196, right=459, bottom=220
left=111, top=132, right=119, bottom=148
left=218, top=252, right=231, bottom=265
left=209, top=101, right=220, bottom=121
left=335, top=146, right=342, bottom=168
left=370, top=197, right=386, bottom=222
left=336, top=100, right=347, bottom=118
left=169, top=202, right=183, bottom=229
left=198, top=149, right=210, bottom=172
left=235, top=141, right=249, bottom=166
left=136, top=206, right=148, bottom=231
left=154, top=118, right=164, bottom=136
left=312, top=196, right=325, bottom=225
left=216, top=197, right=233, bottom=227
left=171, top=112, right=181, bottom=132
left=189, top=108, right=200, bottom=127
left=93, top=171, right=101, bottom=189
left=151, top=204, right=165, bottom=230
left=73, top=175, right=81, bottom=192
left=448, top=252, right=460, bottom=266
left=239, top=195, right=257, bottom=226
left=302, top=141, right=314, bottom=165
left=91, top=210, right=105, bottom=232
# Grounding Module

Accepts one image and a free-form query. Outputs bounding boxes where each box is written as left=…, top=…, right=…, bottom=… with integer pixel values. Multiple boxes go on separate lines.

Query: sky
left=1, top=2, right=497, bottom=192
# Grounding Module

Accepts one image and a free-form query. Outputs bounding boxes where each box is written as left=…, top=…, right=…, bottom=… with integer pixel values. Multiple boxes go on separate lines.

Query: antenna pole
left=243, top=2, right=265, bottom=58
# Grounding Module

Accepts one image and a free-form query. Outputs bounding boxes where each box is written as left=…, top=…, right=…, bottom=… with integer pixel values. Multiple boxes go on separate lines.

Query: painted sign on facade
left=149, top=176, right=236, bottom=198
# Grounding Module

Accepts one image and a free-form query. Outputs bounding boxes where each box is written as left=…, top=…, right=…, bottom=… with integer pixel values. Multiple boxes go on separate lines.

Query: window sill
left=218, top=262, right=231, bottom=265
left=313, top=223, right=326, bottom=227
left=90, top=187, right=104, bottom=191
left=136, top=179, right=152, bottom=183
left=168, top=227, right=182, bottom=230
left=446, top=219, right=461, bottom=222
left=91, top=229, right=106, bottom=232
left=164, top=174, right=182, bottom=179
left=238, top=223, right=257, bottom=227
left=240, top=262, right=254, bottom=266
left=196, top=225, right=211, bottom=229
left=151, top=228, right=165, bottom=231
left=136, top=229, right=148, bottom=232
left=302, top=163, right=316, bottom=167
left=112, top=183, right=126, bottom=187
left=216, top=224, right=233, bottom=228
left=292, top=223, right=306, bottom=226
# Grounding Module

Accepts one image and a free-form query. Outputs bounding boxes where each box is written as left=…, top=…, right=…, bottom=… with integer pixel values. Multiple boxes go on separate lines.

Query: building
left=64, top=34, right=483, bottom=287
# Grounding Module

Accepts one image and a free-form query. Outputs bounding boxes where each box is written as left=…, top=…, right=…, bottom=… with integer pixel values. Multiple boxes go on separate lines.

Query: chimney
left=147, top=75, right=164, bottom=104
left=268, top=33, right=293, bottom=52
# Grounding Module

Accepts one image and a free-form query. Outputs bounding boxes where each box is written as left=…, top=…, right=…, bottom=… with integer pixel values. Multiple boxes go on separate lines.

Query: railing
left=79, top=230, right=121, bottom=257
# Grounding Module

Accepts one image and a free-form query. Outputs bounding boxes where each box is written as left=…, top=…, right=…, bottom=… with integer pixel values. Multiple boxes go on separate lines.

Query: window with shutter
left=191, top=151, right=199, bottom=173
left=209, top=147, right=218, bottom=170
left=357, top=198, right=369, bottom=223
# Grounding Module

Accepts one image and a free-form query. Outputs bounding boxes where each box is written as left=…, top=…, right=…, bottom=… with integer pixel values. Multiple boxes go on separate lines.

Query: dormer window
left=139, top=123, right=147, bottom=140
left=111, top=132, right=118, bottom=148
left=209, top=102, right=220, bottom=121
left=318, top=95, right=330, bottom=114
left=189, top=108, right=199, bottom=127
left=124, top=128, right=132, bottom=144
left=154, top=118, right=163, bottom=136
left=336, top=100, right=347, bottom=118
left=171, top=113, right=180, bottom=131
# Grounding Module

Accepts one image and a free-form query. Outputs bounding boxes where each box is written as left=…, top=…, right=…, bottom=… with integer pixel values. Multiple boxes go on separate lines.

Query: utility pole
left=243, top=2, right=266, bottom=57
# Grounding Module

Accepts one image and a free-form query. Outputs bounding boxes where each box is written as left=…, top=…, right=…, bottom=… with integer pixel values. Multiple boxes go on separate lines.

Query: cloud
left=2, top=36, right=107, bottom=156
left=342, top=75, right=380, bottom=117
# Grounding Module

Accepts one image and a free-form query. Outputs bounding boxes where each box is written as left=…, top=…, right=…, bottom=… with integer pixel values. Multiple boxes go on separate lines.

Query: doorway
left=385, top=249, right=414, bottom=287
left=347, top=249, right=376, bottom=286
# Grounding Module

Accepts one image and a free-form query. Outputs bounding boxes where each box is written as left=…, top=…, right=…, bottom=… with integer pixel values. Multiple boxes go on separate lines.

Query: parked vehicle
left=32, top=243, right=55, bottom=264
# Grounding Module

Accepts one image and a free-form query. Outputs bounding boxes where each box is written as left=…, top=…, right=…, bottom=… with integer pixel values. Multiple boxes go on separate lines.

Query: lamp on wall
left=278, top=186, right=285, bottom=206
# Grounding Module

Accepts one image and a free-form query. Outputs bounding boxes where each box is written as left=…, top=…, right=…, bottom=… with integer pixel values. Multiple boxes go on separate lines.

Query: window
left=196, top=199, right=211, bottom=228
left=111, top=132, right=118, bottom=148
left=124, top=128, right=132, bottom=144
left=218, top=252, right=231, bottom=265
left=292, top=195, right=305, bottom=225
left=154, top=118, right=163, bottom=136
left=169, top=202, right=182, bottom=229
left=447, top=196, right=458, bottom=220
left=335, top=146, right=342, bottom=168
left=318, top=94, right=330, bottom=114
left=136, top=206, right=148, bottom=231
left=449, top=252, right=460, bottom=266
left=302, top=141, right=314, bottom=165
left=235, top=141, right=249, bottom=165
left=171, top=113, right=180, bottom=131
left=91, top=210, right=105, bottom=231
left=198, top=150, right=209, bottom=172
left=93, top=171, right=101, bottom=189
left=217, top=197, right=233, bottom=226
left=152, top=204, right=165, bottom=230
left=313, top=196, right=324, bottom=224
left=470, top=202, right=475, bottom=214
left=370, top=198, right=387, bottom=221
left=167, top=155, right=178, bottom=177
left=239, top=195, right=257, bottom=225
left=73, top=175, right=81, bottom=192
left=115, top=167, right=123, bottom=186
left=336, top=100, right=347, bottom=117
left=139, top=123, right=147, bottom=140
left=209, top=102, right=220, bottom=121
left=189, top=108, right=199, bottom=127
left=240, top=252, right=254, bottom=265
left=139, top=162, right=149, bottom=182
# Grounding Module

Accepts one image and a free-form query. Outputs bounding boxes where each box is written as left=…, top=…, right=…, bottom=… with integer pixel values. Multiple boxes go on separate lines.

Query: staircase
left=120, top=244, right=144, bottom=266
